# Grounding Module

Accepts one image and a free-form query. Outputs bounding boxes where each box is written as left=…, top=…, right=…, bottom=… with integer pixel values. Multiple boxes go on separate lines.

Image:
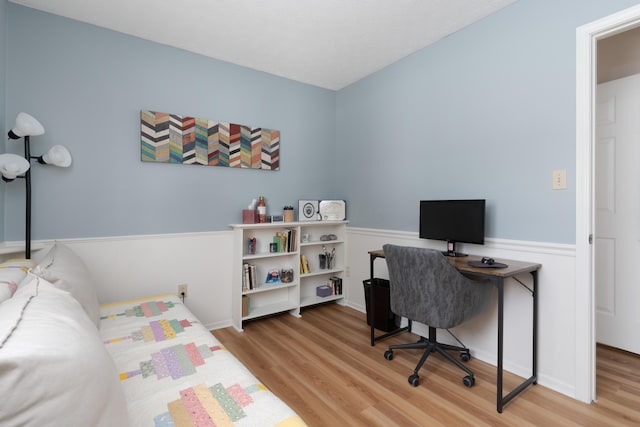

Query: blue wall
left=4, top=1, right=640, bottom=244
left=4, top=4, right=336, bottom=240
left=335, top=0, right=639, bottom=244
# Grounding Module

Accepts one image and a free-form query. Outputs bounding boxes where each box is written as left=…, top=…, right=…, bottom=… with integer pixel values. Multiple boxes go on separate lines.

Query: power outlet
left=178, top=283, right=188, bottom=298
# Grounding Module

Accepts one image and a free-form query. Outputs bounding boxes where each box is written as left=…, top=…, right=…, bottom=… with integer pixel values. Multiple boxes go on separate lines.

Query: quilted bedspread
left=99, top=294, right=306, bottom=427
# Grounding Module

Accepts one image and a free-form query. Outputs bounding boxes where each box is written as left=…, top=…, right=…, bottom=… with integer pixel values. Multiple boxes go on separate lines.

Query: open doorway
left=576, top=4, right=640, bottom=404
left=595, top=29, right=640, bottom=356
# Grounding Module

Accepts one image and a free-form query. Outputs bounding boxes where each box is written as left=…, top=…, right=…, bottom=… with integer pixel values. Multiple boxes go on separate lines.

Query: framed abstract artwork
left=140, top=110, right=280, bottom=171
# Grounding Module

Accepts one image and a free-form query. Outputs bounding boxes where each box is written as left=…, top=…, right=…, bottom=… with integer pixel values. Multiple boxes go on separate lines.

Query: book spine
left=243, top=264, right=250, bottom=291
left=300, top=255, right=310, bottom=274
left=250, top=264, right=257, bottom=288
left=330, top=276, right=342, bottom=295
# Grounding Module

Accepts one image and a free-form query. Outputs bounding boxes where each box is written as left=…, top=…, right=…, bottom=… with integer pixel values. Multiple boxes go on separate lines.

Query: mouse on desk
left=481, top=257, right=495, bottom=265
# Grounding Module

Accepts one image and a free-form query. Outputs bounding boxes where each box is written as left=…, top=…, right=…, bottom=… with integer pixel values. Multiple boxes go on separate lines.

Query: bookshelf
left=230, top=220, right=347, bottom=331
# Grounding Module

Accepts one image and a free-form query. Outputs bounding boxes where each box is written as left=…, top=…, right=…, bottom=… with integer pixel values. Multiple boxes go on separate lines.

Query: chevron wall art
left=140, top=110, right=280, bottom=171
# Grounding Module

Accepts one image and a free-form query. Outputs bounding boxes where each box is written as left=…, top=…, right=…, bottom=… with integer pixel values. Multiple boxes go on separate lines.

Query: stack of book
left=242, top=263, right=257, bottom=291
left=273, top=229, right=297, bottom=253
left=328, top=276, right=343, bottom=295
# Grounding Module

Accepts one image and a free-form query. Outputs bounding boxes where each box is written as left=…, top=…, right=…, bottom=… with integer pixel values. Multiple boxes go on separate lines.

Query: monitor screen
left=419, top=199, right=485, bottom=256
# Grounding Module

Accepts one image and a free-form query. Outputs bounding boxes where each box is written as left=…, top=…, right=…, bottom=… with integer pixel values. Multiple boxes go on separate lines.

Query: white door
left=595, top=73, right=640, bottom=355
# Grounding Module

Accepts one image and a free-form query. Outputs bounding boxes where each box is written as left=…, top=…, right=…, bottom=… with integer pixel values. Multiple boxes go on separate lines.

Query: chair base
left=384, top=326, right=475, bottom=388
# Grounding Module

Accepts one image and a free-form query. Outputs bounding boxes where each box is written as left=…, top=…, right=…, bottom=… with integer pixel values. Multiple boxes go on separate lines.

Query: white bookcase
left=230, top=220, right=347, bottom=331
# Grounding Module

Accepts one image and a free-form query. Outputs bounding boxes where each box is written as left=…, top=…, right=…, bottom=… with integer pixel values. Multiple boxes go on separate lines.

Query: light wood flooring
left=214, top=303, right=640, bottom=426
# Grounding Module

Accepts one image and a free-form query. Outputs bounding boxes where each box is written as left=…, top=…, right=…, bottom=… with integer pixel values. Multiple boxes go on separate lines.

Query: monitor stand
left=442, top=241, right=468, bottom=257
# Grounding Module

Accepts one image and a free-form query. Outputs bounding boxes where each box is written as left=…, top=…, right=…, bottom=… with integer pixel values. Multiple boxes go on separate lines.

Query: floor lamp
left=0, top=112, right=72, bottom=259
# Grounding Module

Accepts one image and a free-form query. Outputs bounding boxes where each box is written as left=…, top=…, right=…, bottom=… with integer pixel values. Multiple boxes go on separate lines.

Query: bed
left=0, top=242, right=306, bottom=427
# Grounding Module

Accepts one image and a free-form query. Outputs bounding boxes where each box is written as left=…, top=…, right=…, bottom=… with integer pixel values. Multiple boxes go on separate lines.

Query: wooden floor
left=215, top=303, right=640, bottom=427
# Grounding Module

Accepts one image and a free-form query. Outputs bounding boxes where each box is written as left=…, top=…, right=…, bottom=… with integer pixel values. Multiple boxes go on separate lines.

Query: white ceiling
left=10, top=0, right=517, bottom=90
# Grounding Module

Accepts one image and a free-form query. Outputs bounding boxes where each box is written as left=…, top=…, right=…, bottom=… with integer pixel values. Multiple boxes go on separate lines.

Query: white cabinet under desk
left=230, top=220, right=347, bottom=331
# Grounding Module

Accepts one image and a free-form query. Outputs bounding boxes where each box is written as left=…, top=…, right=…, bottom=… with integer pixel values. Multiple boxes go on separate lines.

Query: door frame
left=576, top=4, right=640, bottom=403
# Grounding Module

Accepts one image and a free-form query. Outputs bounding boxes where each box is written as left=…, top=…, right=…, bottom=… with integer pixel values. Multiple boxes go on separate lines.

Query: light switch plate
left=552, top=169, right=567, bottom=190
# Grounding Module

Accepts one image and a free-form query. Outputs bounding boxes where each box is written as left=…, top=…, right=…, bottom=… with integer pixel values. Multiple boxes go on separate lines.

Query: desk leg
left=532, top=270, right=538, bottom=383
left=370, top=254, right=375, bottom=346
left=496, top=271, right=538, bottom=412
left=496, top=278, right=505, bottom=413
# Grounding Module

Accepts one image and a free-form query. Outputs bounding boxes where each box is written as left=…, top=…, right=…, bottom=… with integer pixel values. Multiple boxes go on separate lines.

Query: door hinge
left=589, top=234, right=593, bottom=244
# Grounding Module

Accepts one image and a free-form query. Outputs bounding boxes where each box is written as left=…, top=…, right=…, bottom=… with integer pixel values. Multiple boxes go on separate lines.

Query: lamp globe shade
left=0, top=153, right=30, bottom=180
left=41, top=145, right=72, bottom=167
left=8, top=112, right=45, bottom=139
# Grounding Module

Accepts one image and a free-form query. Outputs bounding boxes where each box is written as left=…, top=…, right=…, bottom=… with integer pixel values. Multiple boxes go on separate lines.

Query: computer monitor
left=419, top=199, right=485, bottom=257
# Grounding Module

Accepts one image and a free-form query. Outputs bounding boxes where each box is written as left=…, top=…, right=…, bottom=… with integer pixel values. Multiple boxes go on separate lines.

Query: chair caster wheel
left=384, top=350, right=393, bottom=361
left=460, top=350, right=471, bottom=362
left=408, top=374, right=420, bottom=387
left=463, top=375, right=475, bottom=387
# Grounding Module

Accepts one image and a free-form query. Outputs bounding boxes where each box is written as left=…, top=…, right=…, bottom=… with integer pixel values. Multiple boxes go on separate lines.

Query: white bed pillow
left=32, top=242, right=100, bottom=326
left=0, top=274, right=130, bottom=427
left=0, top=259, right=36, bottom=303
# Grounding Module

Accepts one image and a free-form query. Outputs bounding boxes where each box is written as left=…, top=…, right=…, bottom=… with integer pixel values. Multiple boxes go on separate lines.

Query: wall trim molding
left=347, top=226, right=576, bottom=257
left=4, top=230, right=233, bottom=249
left=7, top=228, right=576, bottom=259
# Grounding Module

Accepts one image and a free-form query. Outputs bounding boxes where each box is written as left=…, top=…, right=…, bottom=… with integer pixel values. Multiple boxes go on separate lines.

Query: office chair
left=382, top=244, right=493, bottom=388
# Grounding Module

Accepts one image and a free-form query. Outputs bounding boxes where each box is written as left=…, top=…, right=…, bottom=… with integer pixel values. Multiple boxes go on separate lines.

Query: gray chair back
left=383, top=244, right=493, bottom=329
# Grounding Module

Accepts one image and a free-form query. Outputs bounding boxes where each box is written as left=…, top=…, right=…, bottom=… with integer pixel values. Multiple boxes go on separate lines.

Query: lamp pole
left=5, top=113, right=71, bottom=259
left=24, top=136, right=31, bottom=259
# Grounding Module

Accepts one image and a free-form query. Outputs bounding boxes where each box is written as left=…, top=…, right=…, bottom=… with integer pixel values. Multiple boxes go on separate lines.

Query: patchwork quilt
left=99, top=294, right=306, bottom=427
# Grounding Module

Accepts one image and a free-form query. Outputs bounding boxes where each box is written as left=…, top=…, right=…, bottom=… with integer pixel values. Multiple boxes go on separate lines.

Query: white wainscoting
left=344, top=227, right=577, bottom=400
left=28, top=231, right=235, bottom=331
left=22, top=227, right=578, bottom=400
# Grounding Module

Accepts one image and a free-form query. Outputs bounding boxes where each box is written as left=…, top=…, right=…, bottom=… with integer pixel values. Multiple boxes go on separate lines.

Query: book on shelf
left=242, top=295, right=249, bottom=316
left=243, top=263, right=250, bottom=291
left=274, top=228, right=297, bottom=253
left=271, top=237, right=280, bottom=253
left=243, top=263, right=258, bottom=290
left=329, top=276, right=343, bottom=295
left=275, top=231, right=284, bottom=252
left=289, top=228, right=297, bottom=252
left=300, top=254, right=310, bottom=274
left=250, top=264, right=257, bottom=288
